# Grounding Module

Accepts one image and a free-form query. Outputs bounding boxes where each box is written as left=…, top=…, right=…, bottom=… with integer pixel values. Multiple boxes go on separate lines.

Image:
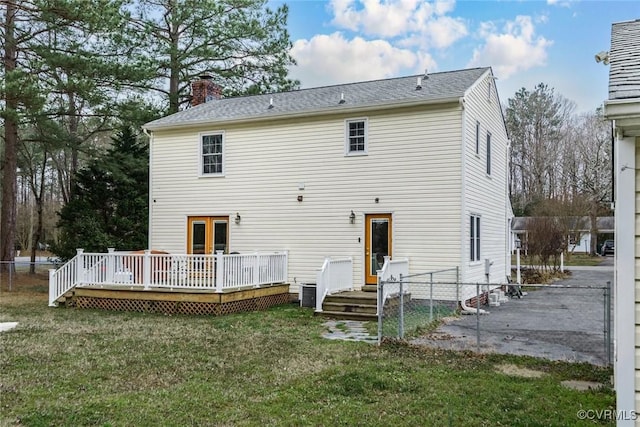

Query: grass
left=512, top=253, right=606, bottom=267
left=0, top=277, right=615, bottom=426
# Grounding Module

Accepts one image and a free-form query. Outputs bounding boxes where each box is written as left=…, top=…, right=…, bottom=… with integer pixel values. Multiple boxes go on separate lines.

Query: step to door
left=322, top=302, right=377, bottom=315
left=318, top=310, right=377, bottom=321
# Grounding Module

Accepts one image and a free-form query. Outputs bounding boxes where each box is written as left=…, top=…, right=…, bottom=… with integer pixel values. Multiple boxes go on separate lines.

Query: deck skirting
left=70, top=284, right=290, bottom=316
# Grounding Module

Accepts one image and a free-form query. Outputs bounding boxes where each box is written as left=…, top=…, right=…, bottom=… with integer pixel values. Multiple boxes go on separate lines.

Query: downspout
left=459, top=96, right=468, bottom=310
left=460, top=297, right=488, bottom=314
left=143, top=127, right=153, bottom=250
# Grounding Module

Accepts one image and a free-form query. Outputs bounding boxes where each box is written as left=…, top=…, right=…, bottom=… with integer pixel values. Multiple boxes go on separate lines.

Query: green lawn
left=0, top=284, right=614, bottom=426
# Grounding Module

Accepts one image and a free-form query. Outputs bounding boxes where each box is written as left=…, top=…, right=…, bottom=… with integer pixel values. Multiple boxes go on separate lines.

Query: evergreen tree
left=52, top=127, right=148, bottom=260
left=133, top=0, right=299, bottom=113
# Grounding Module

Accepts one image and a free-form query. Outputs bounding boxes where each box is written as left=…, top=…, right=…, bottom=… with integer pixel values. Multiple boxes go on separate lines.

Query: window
left=475, top=121, right=480, bottom=154
left=486, top=132, right=492, bottom=175
left=470, top=215, right=481, bottom=261
left=346, top=119, right=367, bottom=155
left=201, top=133, right=224, bottom=175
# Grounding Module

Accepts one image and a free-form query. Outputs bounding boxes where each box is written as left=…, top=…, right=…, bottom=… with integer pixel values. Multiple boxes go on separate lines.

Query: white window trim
left=486, top=131, right=492, bottom=176
left=475, top=121, right=480, bottom=155
left=470, top=214, right=481, bottom=262
left=344, top=118, right=368, bottom=156
left=199, top=131, right=225, bottom=177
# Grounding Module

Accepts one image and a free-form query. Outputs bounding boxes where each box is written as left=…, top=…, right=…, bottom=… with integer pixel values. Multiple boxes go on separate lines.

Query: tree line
left=506, top=83, right=612, bottom=256
left=1, top=0, right=297, bottom=269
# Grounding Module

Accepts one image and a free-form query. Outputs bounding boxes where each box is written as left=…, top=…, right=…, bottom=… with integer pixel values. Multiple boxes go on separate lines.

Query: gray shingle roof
left=512, top=217, right=614, bottom=232
left=609, top=19, right=640, bottom=100
left=144, top=67, right=490, bottom=130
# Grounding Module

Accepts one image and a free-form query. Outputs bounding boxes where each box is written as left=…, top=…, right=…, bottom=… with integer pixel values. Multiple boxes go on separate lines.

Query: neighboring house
left=603, top=19, right=640, bottom=425
left=142, top=68, right=511, bottom=302
left=511, top=216, right=614, bottom=254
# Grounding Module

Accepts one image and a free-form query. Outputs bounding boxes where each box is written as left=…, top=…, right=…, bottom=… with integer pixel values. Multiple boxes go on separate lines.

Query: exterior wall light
left=235, top=212, right=241, bottom=224
left=349, top=210, right=356, bottom=224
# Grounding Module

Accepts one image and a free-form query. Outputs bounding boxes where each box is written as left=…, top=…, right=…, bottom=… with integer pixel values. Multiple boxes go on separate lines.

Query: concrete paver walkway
left=322, top=320, right=378, bottom=344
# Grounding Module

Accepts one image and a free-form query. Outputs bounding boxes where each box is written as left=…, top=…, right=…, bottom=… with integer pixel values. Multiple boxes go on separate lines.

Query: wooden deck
left=61, top=283, right=291, bottom=316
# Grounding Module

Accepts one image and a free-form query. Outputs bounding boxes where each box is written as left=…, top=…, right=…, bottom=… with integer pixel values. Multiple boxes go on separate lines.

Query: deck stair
left=319, top=290, right=407, bottom=321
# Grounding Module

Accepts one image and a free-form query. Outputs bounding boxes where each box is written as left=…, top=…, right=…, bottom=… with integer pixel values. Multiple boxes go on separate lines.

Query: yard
left=0, top=276, right=615, bottom=426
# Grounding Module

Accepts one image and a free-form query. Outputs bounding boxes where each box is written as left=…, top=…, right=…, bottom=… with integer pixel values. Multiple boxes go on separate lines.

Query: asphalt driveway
left=411, top=259, right=614, bottom=366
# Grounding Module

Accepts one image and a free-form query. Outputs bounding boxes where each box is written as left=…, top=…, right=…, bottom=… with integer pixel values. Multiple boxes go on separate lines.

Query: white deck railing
left=48, top=248, right=288, bottom=306
left=315, top=257, right=353, bottom=312
left=377, top=256, right=409, bottom=314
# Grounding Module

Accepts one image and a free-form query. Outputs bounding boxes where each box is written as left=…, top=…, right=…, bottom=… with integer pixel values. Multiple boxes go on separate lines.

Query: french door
left=187, top=216, right=229, bottom=255
left=364, top=214, right=392, bottom=284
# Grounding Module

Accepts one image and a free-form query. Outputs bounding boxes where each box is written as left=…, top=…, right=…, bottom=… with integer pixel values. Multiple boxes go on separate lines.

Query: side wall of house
left=459, top=73, right=510, bottom=301
left=149, top=104, right=464, bottom=292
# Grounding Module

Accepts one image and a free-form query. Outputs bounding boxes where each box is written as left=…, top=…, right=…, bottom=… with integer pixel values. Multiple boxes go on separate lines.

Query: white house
left=604, top=19, right=640, bottom=425
left=511, top=216, right=614, bottom=254
left=142, top=68, right=511, bottom=303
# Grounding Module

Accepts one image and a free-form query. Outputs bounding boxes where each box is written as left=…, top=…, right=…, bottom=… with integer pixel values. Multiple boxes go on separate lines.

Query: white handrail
left=377, top=257, right=409, bottom=314
left=315, top=256, right=353, bottom=312
left=48, top=250, right=289, bottom=305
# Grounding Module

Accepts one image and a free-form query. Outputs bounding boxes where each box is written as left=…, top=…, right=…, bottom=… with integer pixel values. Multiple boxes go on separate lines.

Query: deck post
left=48, top=269, right=56, bottom=307
left=253, top=252, right=260, bottom=287
left=76, top=249, right=85, bottom=285
left=143, top=249, right=151, bottom=289
left=107, top=248, right=115, bottom=283
left=215, top=250, right=224, bottom=292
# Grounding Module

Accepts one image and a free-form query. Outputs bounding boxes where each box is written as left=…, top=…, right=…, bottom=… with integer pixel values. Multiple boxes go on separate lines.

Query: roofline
left=604, top=97, right=640, bottom=120
left=143, top=95, right=464, bottom=132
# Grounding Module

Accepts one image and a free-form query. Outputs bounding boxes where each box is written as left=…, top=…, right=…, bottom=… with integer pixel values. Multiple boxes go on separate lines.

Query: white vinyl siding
left=461, top=72, right=510, bottom=288
left=475, top=121, right=480, bottom=155
left=150, top=104, right=465, bottom=290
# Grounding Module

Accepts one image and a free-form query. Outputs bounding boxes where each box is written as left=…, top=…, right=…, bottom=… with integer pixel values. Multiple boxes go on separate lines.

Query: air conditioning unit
left=299, top=283, right=316, bottom=308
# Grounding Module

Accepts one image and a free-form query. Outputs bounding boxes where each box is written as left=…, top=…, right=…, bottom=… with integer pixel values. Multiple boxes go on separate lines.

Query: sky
left=275, top=0, right=640, bottom=114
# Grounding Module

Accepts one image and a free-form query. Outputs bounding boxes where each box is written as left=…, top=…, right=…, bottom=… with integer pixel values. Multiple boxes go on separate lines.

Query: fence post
left=455, top=267, right=460, bottom=311
left=476, top=282, right=480, bottom=351
left=76, top=248, right=85, bottom=285
left=605, top=281, right=612, bottom=365
left=429, top=272, right=434, bottom=321
left=516, top=248, right=521, bottom=284
left=377, top=279, right=383, bottom=345
left=399, top=274, right=404, bottom=339
left=215, top=250, right=224, bottom=292
left=143, top=250, right=151, bottom=289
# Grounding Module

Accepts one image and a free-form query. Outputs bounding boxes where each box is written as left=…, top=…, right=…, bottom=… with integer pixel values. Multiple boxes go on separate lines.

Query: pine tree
left=52, top=126, right=148, bottom=260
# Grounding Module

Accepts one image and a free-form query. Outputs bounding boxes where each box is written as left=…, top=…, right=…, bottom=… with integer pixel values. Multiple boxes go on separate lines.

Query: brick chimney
left=191, top=75, right=222, bottom=107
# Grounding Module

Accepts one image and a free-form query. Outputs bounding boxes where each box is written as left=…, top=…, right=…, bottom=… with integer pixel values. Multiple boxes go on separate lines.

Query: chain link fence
left=379, top=271, right=613, bottom=366
left=0, top=259, right=60, bottom=292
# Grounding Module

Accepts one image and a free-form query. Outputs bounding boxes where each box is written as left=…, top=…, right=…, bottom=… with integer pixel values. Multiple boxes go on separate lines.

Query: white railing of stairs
left=315, top=257, right=353, bottom=313
left=377, top=256, right=409, bottom=315
left=49, top=248, right=288, bottom=307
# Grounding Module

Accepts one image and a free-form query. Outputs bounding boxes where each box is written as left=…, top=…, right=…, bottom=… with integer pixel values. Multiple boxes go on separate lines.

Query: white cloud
left=547, top=0, right=572, bottom=7
left=328, top=0, right=467, bottom=49
left=289, top=32, right=435, bottom=87
left=467, top=15, right=552, bottom=79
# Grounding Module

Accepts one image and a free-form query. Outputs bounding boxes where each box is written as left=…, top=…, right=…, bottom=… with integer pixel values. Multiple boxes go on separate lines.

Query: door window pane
left=214, top=221, right=228, bottom=253
left=192, top=222, right=206, bottom=254
left=370, top=219, right=389, bottom=275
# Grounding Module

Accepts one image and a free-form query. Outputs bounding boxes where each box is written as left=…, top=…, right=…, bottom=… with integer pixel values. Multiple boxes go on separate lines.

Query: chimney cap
left=199, top=74, right=213, bottom=80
